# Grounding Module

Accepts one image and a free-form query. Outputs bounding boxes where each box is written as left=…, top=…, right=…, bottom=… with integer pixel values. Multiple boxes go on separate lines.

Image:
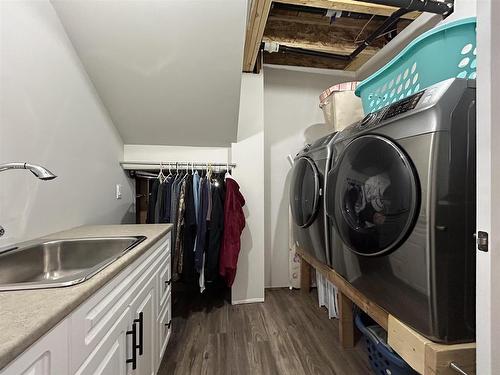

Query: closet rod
left=120, top=161, right=236, bottom=168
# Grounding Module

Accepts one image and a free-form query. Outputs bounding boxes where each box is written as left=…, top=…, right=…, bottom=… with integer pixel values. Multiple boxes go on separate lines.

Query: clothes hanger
left=208, top=162, right=214, bottom=181
left=157, top=162, right=166, bottom=183
left=225, top=161, right=231, bottom=180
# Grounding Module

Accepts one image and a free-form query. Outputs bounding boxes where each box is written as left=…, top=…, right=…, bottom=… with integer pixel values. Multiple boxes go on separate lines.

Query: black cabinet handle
left=126, top=323, right=137, bottom=370
left=165, top=320, right=172, bottom=329
left=134, top=312, right=144, bottom=356
left=164, top=279, right=172, bottom=288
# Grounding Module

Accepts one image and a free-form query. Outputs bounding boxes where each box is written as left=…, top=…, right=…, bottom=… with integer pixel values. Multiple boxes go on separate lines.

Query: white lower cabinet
left=75, top=307, right=131, bottom=375
left=129, top=275, right=156, bottom=375
left=0, top=234, right=172, bottom=375
left=0, top=320, right=69, bottom=375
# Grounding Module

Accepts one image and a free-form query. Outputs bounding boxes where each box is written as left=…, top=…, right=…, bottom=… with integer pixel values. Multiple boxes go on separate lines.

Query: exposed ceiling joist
left=344, top=49, right=377, bottom=70
left=263, top=18, right=384, bottom=55
left=263, top=50, right=347, bottom=69
left=243, top=0, right=272, bottom=72
left=275, top=0, right=420, bottom=20
left=243, top=0, right=420, bottom=72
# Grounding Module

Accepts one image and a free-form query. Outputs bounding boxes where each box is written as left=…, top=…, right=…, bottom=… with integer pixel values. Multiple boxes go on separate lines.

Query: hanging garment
left=205, top=176, right=225, bottom=283
left=146, top=179, right=159, bottom=224
left=193, top=171, right=201, bottom=221
left=219, top=176, right=246, bottom=287
left=173, top=178, right=187, bottom=279
left=158, top=175, right=173, bottom=223
left=199, top=252, right=206, bottom=293
left=200, top=176, right=214, bottom=292
left=206, top=178, right=212, bottom=221
left=182, top=174, right=197, bottom=281
left=192, top=170, right=201, bottom=253
left=170, top=174, right=181, bottom=252
left=194, top=176, right=209, bottom=272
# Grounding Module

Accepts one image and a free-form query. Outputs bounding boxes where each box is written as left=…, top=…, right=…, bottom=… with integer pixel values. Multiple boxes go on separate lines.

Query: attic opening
left=244, top=0, right=454, bottom=72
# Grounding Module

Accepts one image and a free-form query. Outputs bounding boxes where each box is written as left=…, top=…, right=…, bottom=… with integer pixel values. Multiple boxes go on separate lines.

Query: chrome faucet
left=0, top=162, right=57, bottom=180
left=0, top=162, right=57, bottom=237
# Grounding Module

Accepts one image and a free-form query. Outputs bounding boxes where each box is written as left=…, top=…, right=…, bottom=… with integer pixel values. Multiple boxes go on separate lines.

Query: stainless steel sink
left=0, top=236, right=146, bottom=291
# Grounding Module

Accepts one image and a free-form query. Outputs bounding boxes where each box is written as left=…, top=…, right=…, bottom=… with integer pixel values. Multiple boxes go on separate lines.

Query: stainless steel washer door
left=330, top=135, right=420, bottom=256
left=290, top=156, right=320, bottom=228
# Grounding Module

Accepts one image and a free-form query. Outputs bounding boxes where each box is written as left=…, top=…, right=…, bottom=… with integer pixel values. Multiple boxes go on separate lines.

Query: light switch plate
left=116, top=184, right=122, bottom=199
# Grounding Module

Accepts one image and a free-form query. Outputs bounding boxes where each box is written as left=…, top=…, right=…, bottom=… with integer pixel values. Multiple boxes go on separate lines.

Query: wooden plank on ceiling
left=344, top=49, right=377, bottom=71
left=243, top=0, right=273, bottom=72
left=263, top=17, right=383, bottom=55
left=275, top=0, right=420, bottom=20
left=263, top=50, right=348, bottom=69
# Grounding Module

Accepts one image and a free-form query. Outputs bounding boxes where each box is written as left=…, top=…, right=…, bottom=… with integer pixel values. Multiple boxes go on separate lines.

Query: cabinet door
left=157, top=292, right=172, bottom=368
left=74, top=307, right=132, bottom=375
left=0, top=321, right=68, bottom=375
left=129, top=276, right=156, bottom=375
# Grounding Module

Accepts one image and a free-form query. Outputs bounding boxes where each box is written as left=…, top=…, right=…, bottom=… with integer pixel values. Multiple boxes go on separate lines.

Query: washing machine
left=290, top=132, right=337, bottom=266
left=325, top=78, right=476, bottom=343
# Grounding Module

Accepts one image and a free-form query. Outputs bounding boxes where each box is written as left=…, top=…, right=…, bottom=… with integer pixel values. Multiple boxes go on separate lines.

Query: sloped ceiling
left=52, top=0, right=247, bottom=147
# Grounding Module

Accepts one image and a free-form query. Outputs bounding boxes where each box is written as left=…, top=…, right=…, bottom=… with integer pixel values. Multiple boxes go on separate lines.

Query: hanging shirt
left=193, top=171, right=201, bottom=221
left=182, top=174, right=197, bottom=282
left=205, top=176, right=225, bottom=283
left=154, top=179, right=164, bottom=223
left=159, top=175, right=173, bottom=223
left=219, top=176, right=246, bottom=287
left=206, top=178, right=212, bottom=221
left=173, top=178, right=187, bottom=279
left=194, top=177, right=208, bottom=272
left=170, top=174, right=181, bottom=254
left=146, top=179, right=159, bottom=224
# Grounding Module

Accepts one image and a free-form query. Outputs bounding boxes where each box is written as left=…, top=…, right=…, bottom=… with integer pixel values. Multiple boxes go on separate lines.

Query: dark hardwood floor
left=158, top=286, right=372, bottom=375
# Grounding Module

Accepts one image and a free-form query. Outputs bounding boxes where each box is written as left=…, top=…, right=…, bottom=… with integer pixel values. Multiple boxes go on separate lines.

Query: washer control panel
left=382, top=91, right=425, bottom=120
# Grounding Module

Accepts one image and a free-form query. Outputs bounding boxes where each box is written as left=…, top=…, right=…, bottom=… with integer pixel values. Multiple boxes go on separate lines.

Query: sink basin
left=0, top=236, right=146, bottom=291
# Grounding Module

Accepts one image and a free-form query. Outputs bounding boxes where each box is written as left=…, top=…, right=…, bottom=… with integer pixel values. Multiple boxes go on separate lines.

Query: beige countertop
left=0, top=224, right=172, bottom=370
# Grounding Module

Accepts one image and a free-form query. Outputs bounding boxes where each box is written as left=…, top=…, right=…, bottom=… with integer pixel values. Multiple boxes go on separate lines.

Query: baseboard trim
left=231, top=297, right=265, bottom=305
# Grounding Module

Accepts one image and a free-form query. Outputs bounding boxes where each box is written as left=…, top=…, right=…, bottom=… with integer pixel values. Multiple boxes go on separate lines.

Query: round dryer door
left=290, top=156, right=320, bottom=228
left=331, top=135, right=420, bottom=256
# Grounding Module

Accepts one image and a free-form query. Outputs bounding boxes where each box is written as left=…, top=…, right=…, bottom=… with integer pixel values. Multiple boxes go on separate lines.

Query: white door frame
left=476, top=1, right=500, bottom=373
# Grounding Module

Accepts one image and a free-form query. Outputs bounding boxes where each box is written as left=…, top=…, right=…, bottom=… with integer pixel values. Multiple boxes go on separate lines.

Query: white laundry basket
left=319, top=82, right=364, bottom=132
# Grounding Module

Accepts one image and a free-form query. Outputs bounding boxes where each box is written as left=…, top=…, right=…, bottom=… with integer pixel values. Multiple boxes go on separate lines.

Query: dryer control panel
left=382, top=91, right=425, bottom=120
left=357, top=90, right=425, bottom=130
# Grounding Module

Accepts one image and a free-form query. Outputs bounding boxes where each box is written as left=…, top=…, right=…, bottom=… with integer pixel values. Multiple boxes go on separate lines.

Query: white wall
left=123, top=145, right=231, bottom=167
left=231, top=73, right=265, bottom=303
left=476, top=1, right=499, bottom=373
left=263, top=66, right=355, bottom=287
left=52, top=0, right=248, bottom=147
left=0, top=0, right=134, bottom=248
left=443, top=0, right=476, bottom=23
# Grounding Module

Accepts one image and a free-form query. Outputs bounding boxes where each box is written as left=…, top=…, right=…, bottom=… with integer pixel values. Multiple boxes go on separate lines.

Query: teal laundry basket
left=356, top=17, right=477, bottom=114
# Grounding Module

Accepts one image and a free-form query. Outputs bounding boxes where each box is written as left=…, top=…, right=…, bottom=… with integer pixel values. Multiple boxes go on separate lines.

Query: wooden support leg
left=339, top=292, right=356, bottom=349
left=299, top=256, right=311, bottom=294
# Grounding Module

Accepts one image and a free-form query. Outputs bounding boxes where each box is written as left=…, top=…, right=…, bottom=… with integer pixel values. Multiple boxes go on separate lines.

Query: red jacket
left=219, top=176, right=246, bottom=286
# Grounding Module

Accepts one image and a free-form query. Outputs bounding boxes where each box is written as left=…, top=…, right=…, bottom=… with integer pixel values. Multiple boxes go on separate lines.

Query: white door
left=129, top=276, right=157, bottom=375
left=74, top=307, right=131, bottom=375
left=476, top=1, right=500, bottom=374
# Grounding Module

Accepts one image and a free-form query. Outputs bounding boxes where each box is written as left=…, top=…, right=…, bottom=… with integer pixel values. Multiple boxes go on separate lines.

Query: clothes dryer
left=290, top=133, right=337, bottom=265
left=326, top=78, right=476, bottom=343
